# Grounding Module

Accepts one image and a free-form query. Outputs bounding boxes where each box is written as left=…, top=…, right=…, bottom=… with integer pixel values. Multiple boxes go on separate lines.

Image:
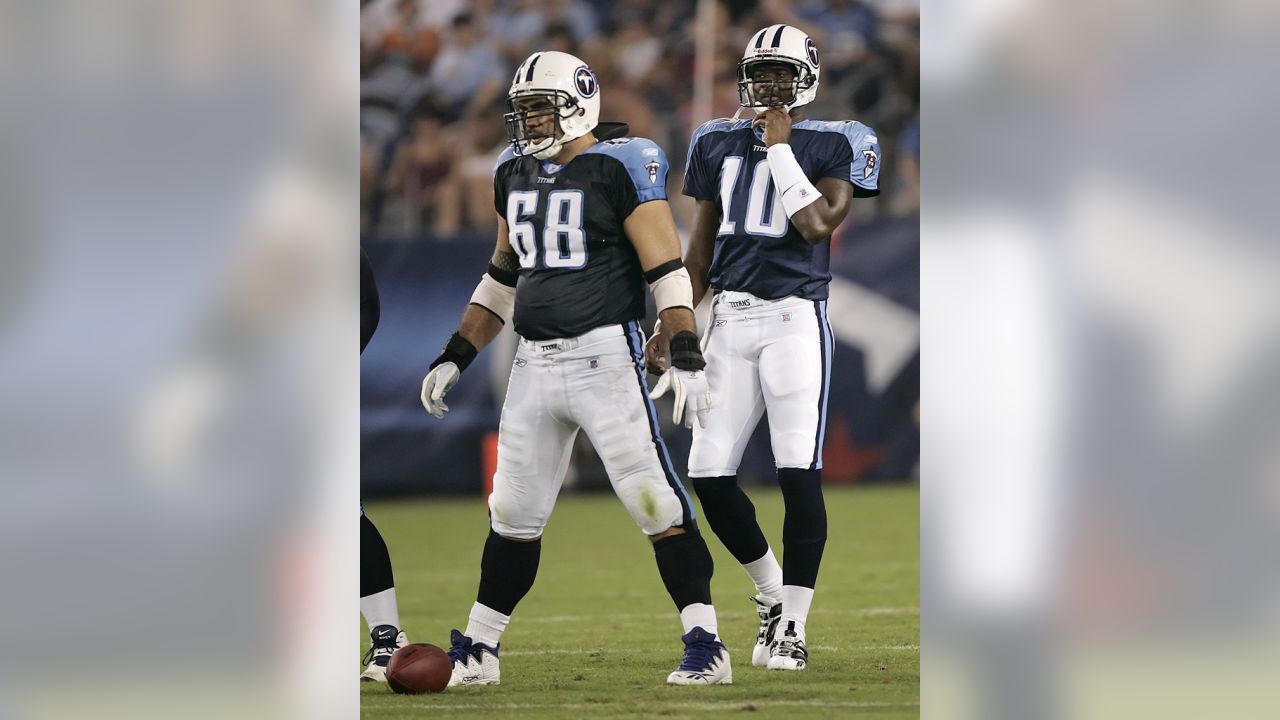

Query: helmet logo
left=574, top=66, right=598, bottom=98
left=806, top=37, right=819, bottom=67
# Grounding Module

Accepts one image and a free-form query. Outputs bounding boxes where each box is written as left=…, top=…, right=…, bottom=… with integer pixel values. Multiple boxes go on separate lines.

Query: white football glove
left=648, top=368, right=711, bottom=429
left=420, top=362, right=460, bottom=419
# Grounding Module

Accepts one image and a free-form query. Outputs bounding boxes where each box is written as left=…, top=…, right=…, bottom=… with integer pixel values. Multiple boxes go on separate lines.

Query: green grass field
left=361, top=484, right=919, bottom=719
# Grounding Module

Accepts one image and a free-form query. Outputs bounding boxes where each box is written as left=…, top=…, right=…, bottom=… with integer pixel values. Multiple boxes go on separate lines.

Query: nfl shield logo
left=781, top=312, right=792, bottom=322
left=589, top=358, right=599, bottom=369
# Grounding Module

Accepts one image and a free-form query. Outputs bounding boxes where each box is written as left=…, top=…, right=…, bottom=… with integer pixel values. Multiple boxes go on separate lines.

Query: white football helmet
left=504, top=50, right=601, bottom=160
left=737, top=25, right=821, bottom=111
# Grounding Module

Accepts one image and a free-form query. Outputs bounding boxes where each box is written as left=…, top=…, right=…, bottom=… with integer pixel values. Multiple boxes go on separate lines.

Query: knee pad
left=616, top=473, right=685, bottom=536
left=487, top=482, right=547, bottom=540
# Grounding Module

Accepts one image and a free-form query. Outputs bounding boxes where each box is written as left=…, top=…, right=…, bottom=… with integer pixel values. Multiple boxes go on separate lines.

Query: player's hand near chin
left=755, top=105, right=793, bottom=147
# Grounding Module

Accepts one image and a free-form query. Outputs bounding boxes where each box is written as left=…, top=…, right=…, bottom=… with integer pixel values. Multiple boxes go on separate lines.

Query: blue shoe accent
left=676, top=627, right=725, bottom=672
left=447, top=629, right=499, bottom=666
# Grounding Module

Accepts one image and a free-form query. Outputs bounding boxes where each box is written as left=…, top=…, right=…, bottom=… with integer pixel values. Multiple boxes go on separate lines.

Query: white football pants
left=688, top=291, right=833, bottom=477
left=488, top=322, right=694, bottom=540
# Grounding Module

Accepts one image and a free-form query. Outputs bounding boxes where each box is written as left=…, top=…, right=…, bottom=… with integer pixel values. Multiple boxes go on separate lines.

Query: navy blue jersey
left=493, top=137, right=669, bottom=340
left=683, top=118, right=880, bottom=301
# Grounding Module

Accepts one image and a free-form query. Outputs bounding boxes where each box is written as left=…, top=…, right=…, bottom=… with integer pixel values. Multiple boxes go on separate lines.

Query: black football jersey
left=492, top=136, right=669, bottom=340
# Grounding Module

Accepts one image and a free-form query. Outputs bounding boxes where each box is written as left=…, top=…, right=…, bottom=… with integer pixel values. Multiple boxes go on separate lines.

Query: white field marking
left=519, top=606, right=918, bottom=624
left=500, top=644, right=919, bottom=656
left=407, top=701, right=920, bottom=711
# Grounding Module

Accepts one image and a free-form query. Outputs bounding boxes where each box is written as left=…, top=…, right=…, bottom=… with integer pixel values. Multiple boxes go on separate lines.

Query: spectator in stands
left=361, top=2, right=918, bottom=238
left=425, top=13, right=505, bottom=123
left=384, top=109, right=458, bottom=235
left=447, top=109, right=509, bottom=235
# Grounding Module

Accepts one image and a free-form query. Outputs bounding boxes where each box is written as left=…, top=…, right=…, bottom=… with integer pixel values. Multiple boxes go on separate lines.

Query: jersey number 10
left=717, top=156, right=789, bottom=238
left=507, top=190, right=587, bottom=269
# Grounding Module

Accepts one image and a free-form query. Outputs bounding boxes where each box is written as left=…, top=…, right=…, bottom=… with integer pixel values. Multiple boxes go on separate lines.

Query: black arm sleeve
left=360, top=247, right=380, bottom=354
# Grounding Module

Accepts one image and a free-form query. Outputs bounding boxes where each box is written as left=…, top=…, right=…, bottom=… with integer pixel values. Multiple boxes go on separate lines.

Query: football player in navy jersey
left=649, top=25, right=882, bottom=671
left=418, top=50, right=731, bottom=686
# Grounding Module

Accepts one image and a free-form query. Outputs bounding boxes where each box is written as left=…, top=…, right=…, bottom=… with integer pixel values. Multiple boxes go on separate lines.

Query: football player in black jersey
left=359, top=248, right=409, bottom=681
left=419, top=51, right=731, bottom=686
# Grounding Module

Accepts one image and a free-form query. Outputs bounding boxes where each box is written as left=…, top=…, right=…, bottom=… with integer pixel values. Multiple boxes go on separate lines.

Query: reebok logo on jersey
left=537, top=176, right=556, bottom=184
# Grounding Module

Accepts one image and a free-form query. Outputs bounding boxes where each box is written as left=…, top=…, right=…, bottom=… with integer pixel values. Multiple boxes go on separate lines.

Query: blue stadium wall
left=362, top=217, right=918, bottom=497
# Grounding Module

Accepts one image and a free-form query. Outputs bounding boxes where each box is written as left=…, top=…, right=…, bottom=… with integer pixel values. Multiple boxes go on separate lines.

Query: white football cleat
left=767, top=619, right=808, bottom=671
left=666, top=627, right=733, bottom=685
left=750, top=595, right=782, bottom=667
left=446, top=629, right=501, bottom=686
left=360, top=624, right=408, bottom=682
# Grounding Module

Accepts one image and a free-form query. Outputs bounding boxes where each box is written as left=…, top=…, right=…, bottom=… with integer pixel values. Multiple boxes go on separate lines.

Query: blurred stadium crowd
left=360, top=0, right=919, bottom=239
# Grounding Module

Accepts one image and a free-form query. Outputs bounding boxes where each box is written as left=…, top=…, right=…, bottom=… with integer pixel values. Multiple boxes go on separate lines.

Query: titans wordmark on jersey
left=493, top=137, right=668, bottom=341
left=683, top=118, right=880, bottom=301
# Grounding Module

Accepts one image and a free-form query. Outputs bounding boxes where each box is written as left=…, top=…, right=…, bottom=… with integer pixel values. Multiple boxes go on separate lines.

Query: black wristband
left=668, top=330, right=706, bottom=371
left=430, top=332, right=479, bottom=372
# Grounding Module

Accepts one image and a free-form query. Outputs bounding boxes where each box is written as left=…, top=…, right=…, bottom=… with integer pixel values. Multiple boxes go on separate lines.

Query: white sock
left=742, top=548, right=784, bottom=603
left=463, top=602, right=510, bottom=647
left=779, top=585, right=815, bottom=634
left=360, top=587, right=400, bottom=632
left=679, top=603, right=718, bottom=638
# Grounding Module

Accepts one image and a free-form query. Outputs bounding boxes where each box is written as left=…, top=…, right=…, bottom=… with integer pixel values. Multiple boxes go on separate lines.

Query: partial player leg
left=692, top=475, right=785, bottom=666
left=758, top=300, right=833, bottom=670
left=686, top=309, right=781, bottom=664
left=360, top=509, right=408, bottom=682
left=652, top=528, right=732, bottom=685
left=448, top=351, right=579, bottom=687
left=576, top=324, right=731, bottom=684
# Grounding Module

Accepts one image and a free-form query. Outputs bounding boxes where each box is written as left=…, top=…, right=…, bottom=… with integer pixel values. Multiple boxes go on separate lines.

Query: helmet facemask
left=736, top=58, right=814, bottom=111
left=504, top=90, right=584, bottom=160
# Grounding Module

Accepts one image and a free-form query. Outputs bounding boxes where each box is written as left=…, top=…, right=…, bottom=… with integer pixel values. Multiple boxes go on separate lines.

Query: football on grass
left=386, top=643, right=451, bottom=694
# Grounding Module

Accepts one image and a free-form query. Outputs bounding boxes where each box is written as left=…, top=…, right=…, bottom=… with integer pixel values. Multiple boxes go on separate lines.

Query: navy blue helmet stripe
left=525, top=52, right=542, bottom=82
left=771, top=25, right=787, bottom=48
left=753, top=28, right=768, bottom=49
left=624, top=321, right=696, bottom=526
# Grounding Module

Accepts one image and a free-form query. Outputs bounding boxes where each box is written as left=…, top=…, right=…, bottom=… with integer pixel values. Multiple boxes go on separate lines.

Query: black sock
left=692, top=475, right=770, bottom=565
left=360, top=513, right=395, bottom=597
left=476, top=530, right=541, bottom=616
left=778, top=467, right=827, bottom=588
left=652, top=531, right=715, bottom=610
